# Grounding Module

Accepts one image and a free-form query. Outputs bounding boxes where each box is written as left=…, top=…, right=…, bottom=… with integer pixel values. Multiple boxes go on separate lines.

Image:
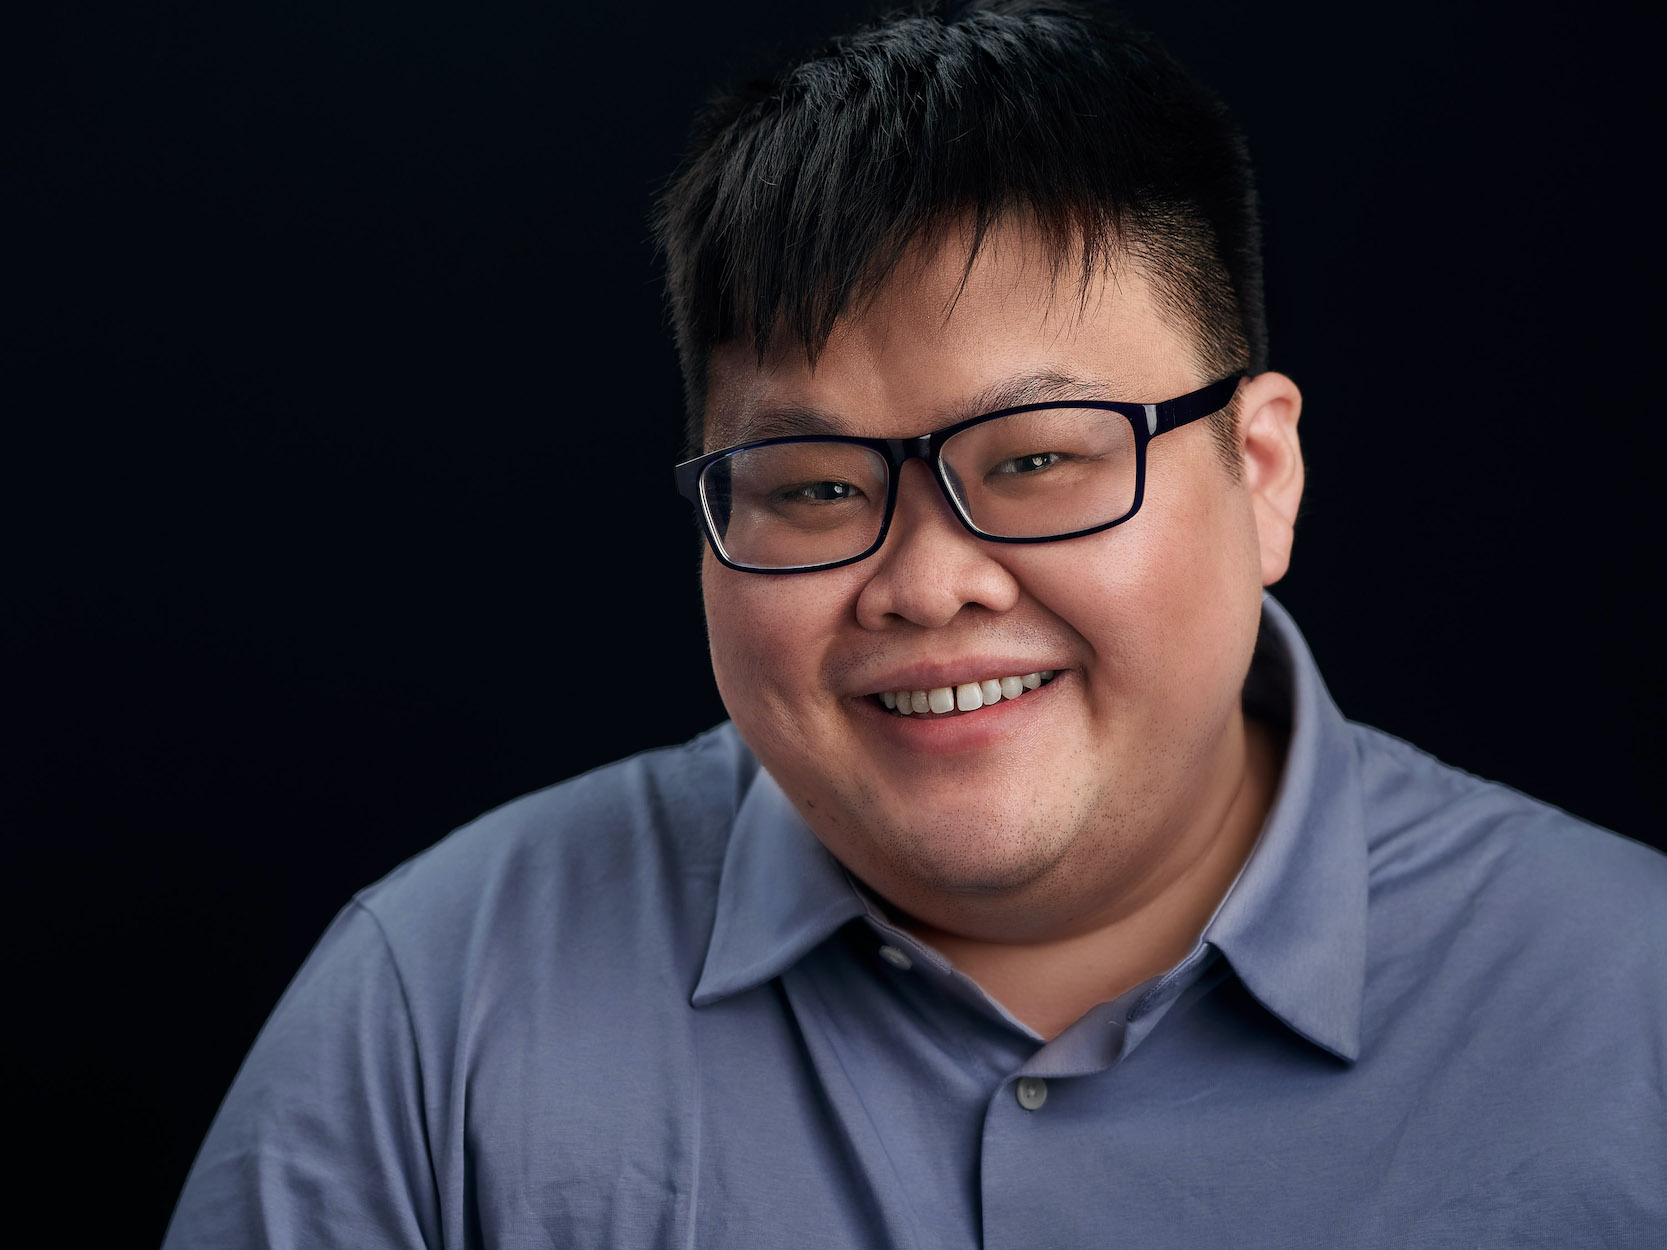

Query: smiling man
left=691, top=228, right=1298, bottom=1040
left=165, top=3, right=1666, bottom=1247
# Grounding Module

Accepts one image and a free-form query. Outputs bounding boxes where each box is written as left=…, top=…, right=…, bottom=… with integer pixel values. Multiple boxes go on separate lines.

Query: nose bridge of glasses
left=879, top=433, right=963, bottom=515
left=881, top=432, right=980, bottom=542
left=883, top=433, right=936, bottom=466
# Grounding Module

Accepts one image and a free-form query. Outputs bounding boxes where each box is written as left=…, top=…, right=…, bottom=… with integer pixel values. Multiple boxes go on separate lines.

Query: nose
left=853, top=460, right=1021, bottom=630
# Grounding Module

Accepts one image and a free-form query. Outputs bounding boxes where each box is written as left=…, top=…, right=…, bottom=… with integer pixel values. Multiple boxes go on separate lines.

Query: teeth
left=880, top=670, right=1057, bottom=716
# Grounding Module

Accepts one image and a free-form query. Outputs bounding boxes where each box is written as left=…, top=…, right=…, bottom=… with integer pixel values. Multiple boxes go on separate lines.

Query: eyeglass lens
left=701, top=407, right=1141, bottom=570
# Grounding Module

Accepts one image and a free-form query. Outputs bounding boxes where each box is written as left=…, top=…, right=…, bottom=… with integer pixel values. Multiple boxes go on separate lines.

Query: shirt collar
left=693, top=594, right=1368, bottom=1064
left=1203, top=595, right=1368, bottom=1062
left=691, top=767, right=865, bottom=1006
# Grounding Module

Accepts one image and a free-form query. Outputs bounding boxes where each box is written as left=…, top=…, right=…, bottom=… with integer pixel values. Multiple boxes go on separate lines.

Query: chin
left=857, top=808, right=1082, bottom=900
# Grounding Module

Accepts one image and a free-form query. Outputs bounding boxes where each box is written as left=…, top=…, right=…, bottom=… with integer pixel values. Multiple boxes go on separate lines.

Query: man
left=165, top=3, right=1666, bottom=1245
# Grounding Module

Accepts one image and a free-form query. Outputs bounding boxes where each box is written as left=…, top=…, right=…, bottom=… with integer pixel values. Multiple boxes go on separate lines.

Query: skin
left=701, top=220, right=1304, bottom=1039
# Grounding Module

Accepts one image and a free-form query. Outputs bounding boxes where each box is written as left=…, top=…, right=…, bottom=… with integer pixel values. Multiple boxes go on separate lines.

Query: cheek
left=701, top=554, right=852, bottom=724
left=702, top=562, right=872, bottom=811
left=703, top=560, right=780, bottom=698
left=1021, top=466, right=1261, bottom=703
left=1146, top=476, right=1265, bottom=699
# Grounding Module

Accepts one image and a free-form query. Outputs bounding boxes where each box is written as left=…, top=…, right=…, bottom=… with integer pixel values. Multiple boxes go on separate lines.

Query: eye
left=780, top=480, right=864, bottom=503
left=993, top=451, right=1066, bottom=475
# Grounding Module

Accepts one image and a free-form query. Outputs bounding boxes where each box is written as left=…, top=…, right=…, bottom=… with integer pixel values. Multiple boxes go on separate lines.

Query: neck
left=901, top=713, right=1285, bottom=1040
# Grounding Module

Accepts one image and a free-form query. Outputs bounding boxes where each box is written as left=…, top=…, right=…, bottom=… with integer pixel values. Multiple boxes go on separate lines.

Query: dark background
left=5, top=0, right=1661, bottom=1240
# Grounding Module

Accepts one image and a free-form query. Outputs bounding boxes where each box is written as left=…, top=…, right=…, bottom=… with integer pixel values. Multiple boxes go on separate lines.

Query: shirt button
left=877, top=945, right=913, bottom=971
left=1015, top=1077, right=1048, bottom=1111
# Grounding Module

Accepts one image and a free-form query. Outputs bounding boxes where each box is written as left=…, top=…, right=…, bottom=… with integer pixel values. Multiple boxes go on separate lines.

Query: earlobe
left=1237, top=371, right=1305, bottom=587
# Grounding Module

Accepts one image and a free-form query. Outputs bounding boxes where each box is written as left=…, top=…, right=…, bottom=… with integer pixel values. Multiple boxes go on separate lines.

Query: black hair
left=654, top=0, right=1265, bottom=457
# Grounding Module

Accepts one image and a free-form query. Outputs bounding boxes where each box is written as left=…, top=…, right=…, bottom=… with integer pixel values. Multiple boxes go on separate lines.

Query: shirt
left=163, top=596, right=1667, bottom=1248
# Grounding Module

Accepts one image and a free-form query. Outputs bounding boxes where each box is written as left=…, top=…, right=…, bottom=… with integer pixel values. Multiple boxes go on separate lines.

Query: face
left=701, top=222, right=1301, bottom=941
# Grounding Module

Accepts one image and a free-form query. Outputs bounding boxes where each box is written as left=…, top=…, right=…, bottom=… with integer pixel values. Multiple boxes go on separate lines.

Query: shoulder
left=348, top=723, right=758, bottom=1004
left=368, top=722, right=753, bottom=900
left=163, top=727, right=758, bottom=1246
left=1344, top=721, right=1666, bottom=1214
left=1354, top=720, right=1664, bottom=897
left=1352, top=719, right=1666, bottom=992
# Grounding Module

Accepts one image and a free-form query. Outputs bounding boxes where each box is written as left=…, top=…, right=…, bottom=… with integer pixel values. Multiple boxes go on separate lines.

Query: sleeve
left=162, top=900, right=442, bottom=1249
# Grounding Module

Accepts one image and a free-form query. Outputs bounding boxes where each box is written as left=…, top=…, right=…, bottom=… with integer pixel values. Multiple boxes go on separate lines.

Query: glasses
left=675, top=373, right=1244, bottom=574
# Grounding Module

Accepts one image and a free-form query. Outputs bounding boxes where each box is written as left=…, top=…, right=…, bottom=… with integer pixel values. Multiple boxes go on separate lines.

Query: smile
left=877, top=671, right=1057, bottom=717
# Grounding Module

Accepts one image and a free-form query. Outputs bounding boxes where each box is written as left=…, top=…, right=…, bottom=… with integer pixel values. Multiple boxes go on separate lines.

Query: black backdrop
left=5, top=1, right=1662, bottom=1240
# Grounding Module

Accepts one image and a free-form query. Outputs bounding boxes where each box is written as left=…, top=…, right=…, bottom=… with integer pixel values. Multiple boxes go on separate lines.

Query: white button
left=877, top=945, right=913, bottom=971
left=1015, top=1077, right=1048, bottom=1111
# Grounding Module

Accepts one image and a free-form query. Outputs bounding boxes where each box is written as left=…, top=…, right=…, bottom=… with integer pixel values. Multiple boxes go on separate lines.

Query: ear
left=1237, top=371, right=1304, bottom=586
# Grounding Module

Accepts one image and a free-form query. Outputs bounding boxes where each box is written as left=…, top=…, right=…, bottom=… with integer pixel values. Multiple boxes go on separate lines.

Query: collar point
left=689, top=967, right=764, bottom=1009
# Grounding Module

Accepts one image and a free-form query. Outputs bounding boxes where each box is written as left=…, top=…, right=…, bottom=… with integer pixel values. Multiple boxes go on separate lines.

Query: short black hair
left=654, top=0, right=1265, bottom=456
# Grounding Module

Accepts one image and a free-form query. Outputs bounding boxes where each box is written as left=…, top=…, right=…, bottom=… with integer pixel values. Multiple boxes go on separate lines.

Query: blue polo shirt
left=164, top=598, right=1667, bottom=1248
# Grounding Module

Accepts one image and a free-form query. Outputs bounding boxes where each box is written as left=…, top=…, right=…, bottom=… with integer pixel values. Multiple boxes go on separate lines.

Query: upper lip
left=855, top=658, right=1067, bottom=696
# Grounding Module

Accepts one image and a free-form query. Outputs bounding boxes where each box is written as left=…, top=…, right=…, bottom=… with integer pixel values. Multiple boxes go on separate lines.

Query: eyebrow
left=963, top=369, right=1124, bottom=417
left=717, top=370, right=1127, bottom=446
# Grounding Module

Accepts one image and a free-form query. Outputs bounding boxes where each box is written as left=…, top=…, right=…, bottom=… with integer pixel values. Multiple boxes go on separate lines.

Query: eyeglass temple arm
left=1148, top=374, right=1246, bottom=437
left=673, top=459, right=703, bottom=502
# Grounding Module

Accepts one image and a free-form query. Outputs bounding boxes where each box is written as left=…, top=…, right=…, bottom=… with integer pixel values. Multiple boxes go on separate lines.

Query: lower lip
left=856, top=673, right=1066, bottom=754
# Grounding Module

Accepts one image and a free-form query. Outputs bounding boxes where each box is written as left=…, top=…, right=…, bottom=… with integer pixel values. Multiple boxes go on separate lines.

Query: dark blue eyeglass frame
left=674, top=372, right=1245, bottom=574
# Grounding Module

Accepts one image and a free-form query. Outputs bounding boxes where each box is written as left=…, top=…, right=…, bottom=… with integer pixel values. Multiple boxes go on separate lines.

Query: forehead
left=702, top=223, right=1200, bottom=449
